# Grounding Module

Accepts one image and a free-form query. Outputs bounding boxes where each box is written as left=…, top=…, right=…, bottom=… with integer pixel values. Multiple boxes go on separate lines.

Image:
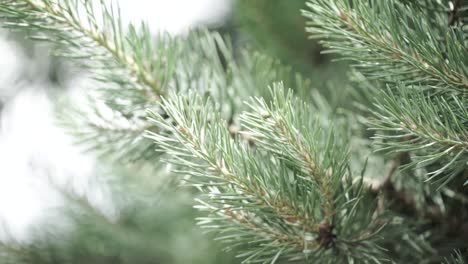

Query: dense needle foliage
left=0, top=0, right=466, bottom=263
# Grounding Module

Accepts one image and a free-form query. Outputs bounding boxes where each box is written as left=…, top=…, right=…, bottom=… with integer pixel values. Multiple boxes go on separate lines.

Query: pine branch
left=240, top=85, right=348, bottom=225
left=302, top=0, right=467, bottom=188
left=0, top=1, right=324, bottom=166
left=146, top=92, right=317, bottom=260
left=0, top=0, right=165, bottom=98
left=146, top=89, right=392, bottom=263
left=1, top=1, right=465, bottom=262
left=371, top=86, right=468, bottom=186
left=302, top=0, right=468, bottom=92
left=56, top=95, right=162, bottom=162
left=0, top=168, right=232, bottom=264
left=147, top=93, right=318, bottom=231
left=445, top=250, right=467, bottom=264
left=0, top=0, right=177, bottom=164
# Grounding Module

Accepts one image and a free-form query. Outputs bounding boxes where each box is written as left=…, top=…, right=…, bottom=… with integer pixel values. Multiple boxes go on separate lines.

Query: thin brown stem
left=337, top=7, right=468, bottom=90
left=176, top=124, right=318, bottom=234
left=273, top=118, right=334, bottom=225
left=24, top=0, right=165, bottom=98
left=448, top=0, right=463, bottom=26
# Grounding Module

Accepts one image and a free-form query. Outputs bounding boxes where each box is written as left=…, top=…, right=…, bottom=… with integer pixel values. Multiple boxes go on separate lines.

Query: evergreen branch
left=0, top=168, right=231, bottom=264
left=174, top=32, right=317, bottom=118
left=147, top=93, right=319, bottom=233
left=302, top=0, right=468, bottom=92
left=146, top=92, right=317, bottom=261
left=241, top=84, right=348, bottom=225
left=444, top=250, right=466, bottom=264
left=0, top=0, right=175, bottom=165
left=303, top=0, right=468, bottom=188
left=0, top=1, right=319, bottom=166
left=1, top=1, right=464, bottom=262
left=197, top=205, right=314, bottom=262
left=59, top=106, right=158, bottom=162
left=408, top=0, right=468, bottom=45
left=371, top=86, right=468, bottom=186
left=147, top=90, right=391, bottom=263
left=0, top=0, right=165, bottom=97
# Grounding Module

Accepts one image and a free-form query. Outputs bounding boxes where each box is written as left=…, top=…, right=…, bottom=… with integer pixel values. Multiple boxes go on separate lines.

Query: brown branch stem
left=448, top=0, right=463, bottom=26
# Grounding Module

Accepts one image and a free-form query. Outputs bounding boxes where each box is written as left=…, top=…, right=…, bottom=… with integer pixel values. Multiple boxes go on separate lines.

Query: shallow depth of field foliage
left=0, top=0, right=467, bottom=263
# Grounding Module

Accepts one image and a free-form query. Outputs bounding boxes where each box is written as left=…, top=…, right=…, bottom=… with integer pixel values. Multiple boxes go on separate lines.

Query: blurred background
left=0, top=1, right=345, bottom=262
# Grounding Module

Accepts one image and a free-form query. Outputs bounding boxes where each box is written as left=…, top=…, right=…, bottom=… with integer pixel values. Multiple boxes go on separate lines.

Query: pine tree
left=0, top=0, right=466, bottom=263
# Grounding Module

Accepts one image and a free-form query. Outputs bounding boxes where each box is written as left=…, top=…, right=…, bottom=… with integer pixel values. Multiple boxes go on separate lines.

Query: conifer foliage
left=0, top=0, right=467, bottom=263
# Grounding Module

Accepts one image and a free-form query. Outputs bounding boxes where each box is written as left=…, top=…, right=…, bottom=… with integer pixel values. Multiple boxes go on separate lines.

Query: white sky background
left=0, top=0, right=230, bottom=238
